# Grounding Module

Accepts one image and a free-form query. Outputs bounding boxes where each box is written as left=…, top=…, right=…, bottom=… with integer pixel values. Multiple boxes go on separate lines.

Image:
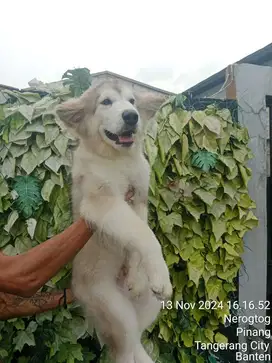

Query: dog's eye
left=129, top=98, right=135, bottom=105
left=101, top=98, right=112, bottom=106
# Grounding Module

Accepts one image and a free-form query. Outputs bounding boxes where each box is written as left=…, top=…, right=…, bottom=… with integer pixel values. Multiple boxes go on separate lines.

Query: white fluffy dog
left=56, top=80, right=173, bottom=363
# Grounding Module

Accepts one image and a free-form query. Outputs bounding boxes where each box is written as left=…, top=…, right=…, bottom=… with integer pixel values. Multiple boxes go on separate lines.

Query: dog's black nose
left=122, top=110, right=138, bottom=126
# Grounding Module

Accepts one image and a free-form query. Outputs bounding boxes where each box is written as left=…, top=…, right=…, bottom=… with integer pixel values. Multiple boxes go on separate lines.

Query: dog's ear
left=56, top=99, right=85, bottom=127
left=135, top=92, right=169, bottom=122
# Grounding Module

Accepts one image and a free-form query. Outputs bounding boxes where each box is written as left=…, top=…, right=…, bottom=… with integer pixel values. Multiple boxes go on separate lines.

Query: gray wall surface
left=234, top=63, right=271, bottom=330
left=193, top=59, right=272, bottom=99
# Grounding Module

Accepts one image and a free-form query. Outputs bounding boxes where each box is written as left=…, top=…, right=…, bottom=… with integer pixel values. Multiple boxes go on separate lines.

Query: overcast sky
left=1, top=0, right=272, bottom=93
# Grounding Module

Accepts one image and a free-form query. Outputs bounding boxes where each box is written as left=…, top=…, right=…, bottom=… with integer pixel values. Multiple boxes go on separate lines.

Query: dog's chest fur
left=71, top=146, right=149, bottom=220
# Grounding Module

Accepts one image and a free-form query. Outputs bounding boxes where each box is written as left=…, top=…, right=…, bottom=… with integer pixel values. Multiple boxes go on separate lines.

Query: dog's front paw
left=126, top=267, right=147, bottom=299
left=146, top=258, right=172, bottom=301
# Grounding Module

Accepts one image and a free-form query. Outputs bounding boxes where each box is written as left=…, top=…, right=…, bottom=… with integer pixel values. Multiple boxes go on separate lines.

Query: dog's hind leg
left=134, top=343, right=154, bottom=363
left=132, top=290, right=162, bottom=363
left=79, top=282, right=141, bottom=363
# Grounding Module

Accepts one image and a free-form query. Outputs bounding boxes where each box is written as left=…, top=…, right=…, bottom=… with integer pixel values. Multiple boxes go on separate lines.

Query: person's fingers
left=65, top=288, right=74, bottom=304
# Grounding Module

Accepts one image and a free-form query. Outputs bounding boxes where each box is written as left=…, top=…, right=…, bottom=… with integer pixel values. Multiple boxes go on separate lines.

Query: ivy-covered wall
left=0, top=71, right=258, bottom=363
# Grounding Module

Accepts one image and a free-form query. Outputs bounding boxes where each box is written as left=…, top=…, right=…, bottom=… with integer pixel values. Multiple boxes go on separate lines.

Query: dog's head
left=56, top=80, right=167, bottom=154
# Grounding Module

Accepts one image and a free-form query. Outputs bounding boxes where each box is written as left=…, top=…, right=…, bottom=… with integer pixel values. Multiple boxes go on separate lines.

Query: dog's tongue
left=118, top=135, right=134, bottom=143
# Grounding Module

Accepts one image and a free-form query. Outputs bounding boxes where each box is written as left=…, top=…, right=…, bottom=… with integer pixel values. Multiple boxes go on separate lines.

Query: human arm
left=0, top=289, right=74, bottom=320
left=0, top=218, right=92, bottom=297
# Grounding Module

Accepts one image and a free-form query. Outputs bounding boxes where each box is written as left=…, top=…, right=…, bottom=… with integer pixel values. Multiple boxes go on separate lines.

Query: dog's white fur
left=56, top=80, right=172, bottom=363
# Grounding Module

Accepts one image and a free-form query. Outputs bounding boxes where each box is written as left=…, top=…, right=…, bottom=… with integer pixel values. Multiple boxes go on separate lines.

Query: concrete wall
left=234, top=63, right=271, bottom=330
left=194, top=59, right=272, bottom=99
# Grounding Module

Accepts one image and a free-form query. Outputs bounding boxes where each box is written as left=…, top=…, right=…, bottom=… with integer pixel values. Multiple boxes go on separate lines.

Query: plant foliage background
left=0, top=69, right=258, bottom=363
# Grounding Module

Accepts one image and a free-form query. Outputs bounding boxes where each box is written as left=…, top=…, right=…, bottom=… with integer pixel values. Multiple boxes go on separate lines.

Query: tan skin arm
left=0, top=218, right=92, bottom=298
left=0, top=190, right=134, bottom=320
left=0, top=289, right=74, bottom=320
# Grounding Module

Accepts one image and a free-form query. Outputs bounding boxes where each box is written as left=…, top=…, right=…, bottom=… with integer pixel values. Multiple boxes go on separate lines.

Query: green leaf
left=145, top=135, right=158, bottom=167
left=184, top=202, right=205, bottom=221
left=211, top=218, right=227, bottom=242
left=208, top=355, right=217, bottom=363
left=225, top=232, right=241, bottom=245
left=238, top=193, right=255, bottom=209
left=159, top=321, right=172, bottom=342
left=159, top=212, right=182, bottom=234
left=34, top=218, right=48, bottom=242
left=238, top=164, right=251, bottom=186
left=56, top=343, right=84, bottom=363
left=180, top=241, right=194, bottom=261
left=41, top=179, right=56, bottom=202
left=45, top=155, right=66, bottom=173
left=26, top=218, right=37, bottom=239
left=218, top=155, right=237, bottom=174
left=0, top=233, right=11, bottom=248
left=181, top=134, right=189, bottom=164
left=62, top=67, right=92, bottom=97
left=157, top=353, right=176, bottom=363
left=209, top=235, right=222, bottom=252
left=45, top=125, right=60, bottom=145
left=9, top=144, right=29, bottom=158
left=173, top=93, right=186, bottom=108
left=0, top=349, right=8, bottom=358
left=0, top=143, right=10, bottom=160
left=25, top=120, right=45, bottom=133
left=13, top=175, right=43, bottom=218
left=67, top=316, right=88, bottom=340
left=194, top=189, right=216, bottom=206
left=26, top=321, right=38, bottom=333
left=1, top=155, right=16, bottom=178
left=223, top=180, right=236, bottom=199
left=2, top=244, right=17, bottom=255
left=169, top=109, right=191, bottom=135
left=159, top=188, right=176, bottom=211
left=206, top=277, right=222, bottom=300
left=4, top=210, right=19, bottom=233
left=9, top=129, right=31, bottom=143
left=21, top=151, right=38, bottom=174
left=232, top=146, right=249, bottom=163
left=216, top=108, right=232, bottom=122
left=218, top=130, right=230, bottom=154
left=36, top=310, right=53, bottom=324
left=243, top=210, right=258, bottom=229
left=181, top=331, right=194, bottom=347
left=31, top=144, right=52, bottom=166
left=158, top=130, right=173, bottom=163
left=188, top=252, right=204, bottom=287
left=204, top=329, right=214, bottom=342
left=203, top=115, right=221, bottom=135
left=191, top=150, right=218, bottom=172
left=192, top=110, right=206, bottom=126
left=214, top=332, right=228, bottom=344
left=15, top=236, right=32, bottom=253
left=0, top=177, right=9, bottom=197
left=36, top=134, right=48, bottom=149
left=13, top=330, right=35, bottom=352
left=179, top=349, right=191, bottom=363
left=223, top=243, right=239, bottom=257
left=165, top=252, right=179, bottom=266
left=207, top=200, right=226, bottom=219
left=9, top=105, right=34, bottom=122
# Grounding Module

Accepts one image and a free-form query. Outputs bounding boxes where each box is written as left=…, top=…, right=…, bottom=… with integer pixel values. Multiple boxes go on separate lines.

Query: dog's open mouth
left=104, top=129, right=135, bottom=147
